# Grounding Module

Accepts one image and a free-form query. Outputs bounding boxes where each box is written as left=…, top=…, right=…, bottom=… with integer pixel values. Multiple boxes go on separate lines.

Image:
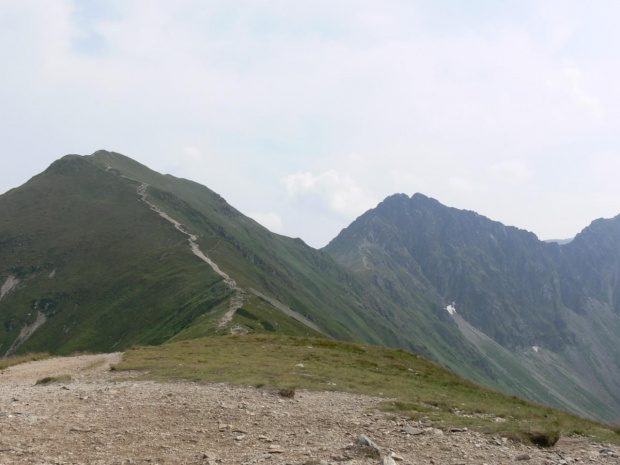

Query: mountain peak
left=411, top=192, right=431, bottom=201
left=376, top=193, right=442, bottom=213
left=374, top=193, right=409, bottom=210
left=410, top=192, right=444, bottom=209
left=377, top=193, right=447, bottom=212
left=43, top=154, right=97, bottom=176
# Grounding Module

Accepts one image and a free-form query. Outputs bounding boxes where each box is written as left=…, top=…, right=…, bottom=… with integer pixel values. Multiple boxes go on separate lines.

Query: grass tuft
left=278, top=387, right=296, bottom=399
left=528, top=430, right=561, bottom=447
left=35, top=374, right=71, bottom=385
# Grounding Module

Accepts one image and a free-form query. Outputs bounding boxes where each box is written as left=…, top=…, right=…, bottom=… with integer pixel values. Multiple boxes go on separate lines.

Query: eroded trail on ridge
left=136, top=183, right=244, bottom=328
left=0, top=354, right=617, bottom=465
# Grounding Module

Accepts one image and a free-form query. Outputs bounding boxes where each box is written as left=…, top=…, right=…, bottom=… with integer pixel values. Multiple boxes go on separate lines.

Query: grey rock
left=401, top=425, right=424, bottom=435
left=250, top=454, right=272, bottom=462
left=357, top=434, right=379, bottom=451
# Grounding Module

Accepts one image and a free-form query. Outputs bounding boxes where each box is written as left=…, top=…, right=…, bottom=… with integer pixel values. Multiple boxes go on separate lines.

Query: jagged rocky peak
left=374, top=192, right=440, bottom=213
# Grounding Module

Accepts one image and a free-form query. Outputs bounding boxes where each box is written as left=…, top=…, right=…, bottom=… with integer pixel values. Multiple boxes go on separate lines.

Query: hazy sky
left=2, top=1, right=620, bottom=248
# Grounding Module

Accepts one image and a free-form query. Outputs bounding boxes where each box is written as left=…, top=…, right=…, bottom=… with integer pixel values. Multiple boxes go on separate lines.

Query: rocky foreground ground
left=0, top=353, right=618, bottom=465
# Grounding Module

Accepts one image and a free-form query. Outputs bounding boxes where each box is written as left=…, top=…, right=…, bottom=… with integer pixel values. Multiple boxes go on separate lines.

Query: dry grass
left=80, top=360, right=106, bottom=371
left=0, top=352, right=50, bottom=371
left=35, top=374, right=72, bottom=386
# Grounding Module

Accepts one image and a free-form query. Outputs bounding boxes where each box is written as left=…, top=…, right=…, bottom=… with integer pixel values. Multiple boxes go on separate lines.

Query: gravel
left=0, top=353, right=617, bottom=465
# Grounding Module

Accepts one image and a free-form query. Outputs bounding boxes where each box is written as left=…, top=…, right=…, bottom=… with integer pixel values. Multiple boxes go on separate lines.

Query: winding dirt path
left=136, top=183, right=245, bottom=330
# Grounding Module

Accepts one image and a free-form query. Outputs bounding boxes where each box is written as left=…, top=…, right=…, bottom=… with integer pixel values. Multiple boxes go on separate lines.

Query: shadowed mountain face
left=325, top=194, right=575, bottom=350
left=2, top=153, right=620, bottom=424
left=324, top=193, right=620, bottom=424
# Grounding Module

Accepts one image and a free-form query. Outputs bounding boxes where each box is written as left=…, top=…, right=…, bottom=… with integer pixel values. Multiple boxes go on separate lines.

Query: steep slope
left=326, top=194, right=573, bottom=349
left=88, top=151, right=402, bottom=346
left=564, top=216, right=620, bottom=312
left=90, top=151, right=493, bottom=378
left=324, top=193, right=620, bottom=424
left=0, top=151, right=484, bottom=383
left=0, top=155, right=233, bottom=354
left=0, top=152, right=374, bottom=353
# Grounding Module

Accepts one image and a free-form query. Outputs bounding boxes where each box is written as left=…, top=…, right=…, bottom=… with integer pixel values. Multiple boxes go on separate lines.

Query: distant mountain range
left=1, top=150, right=619, bottom=424
left=544, top=238, right=573, bottom=245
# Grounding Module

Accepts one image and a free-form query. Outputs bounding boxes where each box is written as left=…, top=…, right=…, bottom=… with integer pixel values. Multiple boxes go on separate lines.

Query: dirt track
left=0, top=353, right=618, bottom=464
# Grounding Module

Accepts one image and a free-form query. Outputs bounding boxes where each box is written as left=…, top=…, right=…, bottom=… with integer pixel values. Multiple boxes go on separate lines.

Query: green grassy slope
left=93, top=150, right=386, bottom=343
left=92, top=151, right=491, bottom=378
left=453, top=314, right=618, bottom=424
left=0, top=156, right=229, bottom=354
left=0, top=152, right=472, bottom=371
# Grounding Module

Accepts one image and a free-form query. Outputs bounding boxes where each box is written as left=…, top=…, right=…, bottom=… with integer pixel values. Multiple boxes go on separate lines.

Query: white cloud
left=248, top=212, right=284, bottom=233
left=281, top=170, right=377, bottom=219
left=183, top=146, right=202, bottom=161
left=488, top=160, right=531, bottom=181
left=562, top=66, right=603, bottom=118
left=588, top=151, right=620, bottom=192
left=542, top=64, right=603, bottom=120
left=447, top=177, right=482, bottom=194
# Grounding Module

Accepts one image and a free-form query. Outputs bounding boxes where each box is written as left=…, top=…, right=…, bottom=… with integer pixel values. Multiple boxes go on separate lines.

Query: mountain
left=3, top=152, right=620, bottom=425
left=324, top=193, right=620, bottom=424
left=545, top=238, right=573, bottom=245
left=0, top=152, right=482, bottom=374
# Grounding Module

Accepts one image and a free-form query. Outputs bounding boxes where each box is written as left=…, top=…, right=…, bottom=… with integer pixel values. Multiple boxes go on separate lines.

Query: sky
left=2, top=1, right=620, bottom=248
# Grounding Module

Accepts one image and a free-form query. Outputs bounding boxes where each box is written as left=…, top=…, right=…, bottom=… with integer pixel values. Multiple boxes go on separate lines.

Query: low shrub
left=35, top=374, right=71, bottom=385
left=278, top=387, right=296, bottom=398
left=528, top=430, right=560, bottom=447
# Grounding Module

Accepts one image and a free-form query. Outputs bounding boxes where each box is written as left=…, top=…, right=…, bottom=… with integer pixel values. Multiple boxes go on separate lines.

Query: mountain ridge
left=0, top=152, right=478, bottom=366
left=2, top=152, right=620, bottom=424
